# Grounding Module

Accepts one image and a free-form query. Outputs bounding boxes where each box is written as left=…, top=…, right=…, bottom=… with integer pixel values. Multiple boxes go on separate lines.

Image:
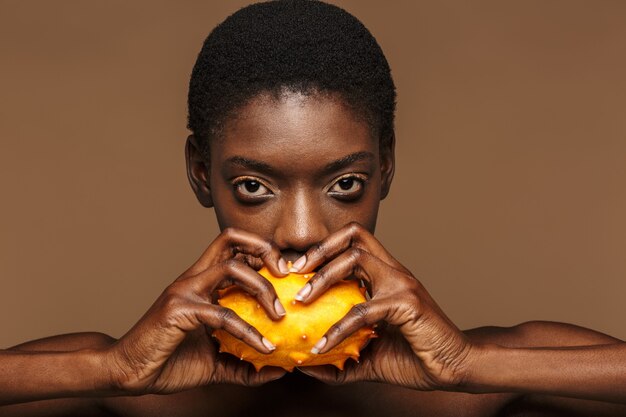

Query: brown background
left=1, top=1, right=625, bottom=348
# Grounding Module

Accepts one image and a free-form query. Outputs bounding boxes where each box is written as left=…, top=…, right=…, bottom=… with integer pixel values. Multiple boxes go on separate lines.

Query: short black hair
left=187, top=0, right=396, bottom=158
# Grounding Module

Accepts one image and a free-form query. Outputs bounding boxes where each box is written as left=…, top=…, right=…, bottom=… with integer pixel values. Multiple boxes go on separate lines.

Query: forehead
left=212, top=92, right=378, bottom=172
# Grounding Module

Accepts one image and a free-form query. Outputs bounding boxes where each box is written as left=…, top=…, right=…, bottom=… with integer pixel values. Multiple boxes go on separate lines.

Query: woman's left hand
left=294, top=222, right=475, bottom=391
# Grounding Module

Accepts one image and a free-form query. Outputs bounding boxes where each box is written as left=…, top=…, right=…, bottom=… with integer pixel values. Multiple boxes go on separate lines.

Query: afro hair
left=187, top=0, right=396, bottom=157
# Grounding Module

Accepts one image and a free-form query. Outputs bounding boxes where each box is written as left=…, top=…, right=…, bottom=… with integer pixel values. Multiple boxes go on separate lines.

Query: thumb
left=298, top=364, right=354, bottom=385
left=245, top=366, right=287, bottom=386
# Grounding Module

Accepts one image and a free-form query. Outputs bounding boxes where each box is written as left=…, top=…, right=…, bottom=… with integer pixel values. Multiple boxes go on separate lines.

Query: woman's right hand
left=103, top=228, right=289, bottom=394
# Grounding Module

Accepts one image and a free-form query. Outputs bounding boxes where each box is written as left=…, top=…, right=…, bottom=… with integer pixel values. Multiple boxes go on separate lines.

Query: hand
left=103, top=228, right=289, bottom=394
left=294, top=222, right=474, bottom=391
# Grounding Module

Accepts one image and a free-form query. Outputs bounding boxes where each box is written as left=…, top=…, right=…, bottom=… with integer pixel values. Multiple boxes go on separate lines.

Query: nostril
left=280, top=249, right=305, bottom=263
left=273, top=193, right=330, bottom=254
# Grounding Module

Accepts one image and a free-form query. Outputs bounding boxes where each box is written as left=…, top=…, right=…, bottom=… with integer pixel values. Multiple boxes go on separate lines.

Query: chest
left=117, top=372, right=510, bottom=417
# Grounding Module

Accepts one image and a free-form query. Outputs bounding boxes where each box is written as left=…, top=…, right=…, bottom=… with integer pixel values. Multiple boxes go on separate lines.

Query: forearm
left=1, top=332, right=119, bottom=407
left=466, top=342, right=626, bottom=404
left=0, top=348, right=114, bottom=406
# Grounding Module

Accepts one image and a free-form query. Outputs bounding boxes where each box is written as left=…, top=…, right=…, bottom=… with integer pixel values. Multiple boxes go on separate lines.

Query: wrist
left=72, top=348, right=117, bottom=394
left=98, top=344, right=143, bottom=395
left=433, top=340, right=483, bottom=392
left=94, top=346, right=126, bottom=395
left=454, top=342, right=498, bottom=393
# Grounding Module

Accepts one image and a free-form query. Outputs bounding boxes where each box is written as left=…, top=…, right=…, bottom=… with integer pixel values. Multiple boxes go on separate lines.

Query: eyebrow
left=225, top=151, right=374, bottom=175
left=226, top=156, right=274, bottom=173
left=323, top=151, right=375, bottom=173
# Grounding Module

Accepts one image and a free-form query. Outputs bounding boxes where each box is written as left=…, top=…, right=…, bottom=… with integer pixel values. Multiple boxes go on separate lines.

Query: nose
left=272, top=189, right=329, bottom=258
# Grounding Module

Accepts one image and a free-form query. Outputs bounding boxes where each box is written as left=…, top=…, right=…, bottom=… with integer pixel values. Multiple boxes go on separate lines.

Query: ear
left=185, top=134, right=213, bottom=208
left=379, top=131, right=396, bottom=200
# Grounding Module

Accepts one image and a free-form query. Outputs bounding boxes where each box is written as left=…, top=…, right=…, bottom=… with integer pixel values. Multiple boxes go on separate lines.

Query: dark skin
left=3, top=91, right=626, bottom=417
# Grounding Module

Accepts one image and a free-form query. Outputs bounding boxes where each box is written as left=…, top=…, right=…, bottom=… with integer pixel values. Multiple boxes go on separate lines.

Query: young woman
left=2, top=1, right=626, bottom=416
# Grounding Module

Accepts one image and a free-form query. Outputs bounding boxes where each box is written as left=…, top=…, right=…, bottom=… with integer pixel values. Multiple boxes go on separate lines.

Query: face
left=186, top=91, right=394, bottom=261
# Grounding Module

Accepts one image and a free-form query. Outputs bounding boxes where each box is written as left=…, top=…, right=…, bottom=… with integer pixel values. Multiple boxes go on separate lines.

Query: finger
left=243, top=366, right=286, bottom=386
left=311, top=298, right=388, bottom=355
left=294, top=222, right=408, bottom=275
left=233, top=252, right=264, bottom=271
left=187, top=260, right=286, bottom=320
left=213, top=356, right=286, bottom=386
left=295, top=247, right=385, bottom=304
left=298, top=364, right=353, bottom=385
left=197, top=303, right=275, bottom=354
left=186, top=228, right=288, bottom=278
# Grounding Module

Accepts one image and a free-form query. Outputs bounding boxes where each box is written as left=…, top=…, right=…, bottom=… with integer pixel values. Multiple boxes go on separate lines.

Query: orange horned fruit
left=213, top=265, right=375, bottom=371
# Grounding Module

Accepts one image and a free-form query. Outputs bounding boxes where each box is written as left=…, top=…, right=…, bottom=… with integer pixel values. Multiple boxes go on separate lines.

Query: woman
left=2, top=1, right=626, bottom=416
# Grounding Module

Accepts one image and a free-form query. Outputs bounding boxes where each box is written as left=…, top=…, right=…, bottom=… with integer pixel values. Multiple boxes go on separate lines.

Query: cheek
left=330, top=175, right=381, bottom=233
left=329, top=194, right=380, bottom=233
left=212, top=189, right=277, bottom=236
left=211, top=180, right=382, bottom=237
left=216, top=202, right=379, bottom=239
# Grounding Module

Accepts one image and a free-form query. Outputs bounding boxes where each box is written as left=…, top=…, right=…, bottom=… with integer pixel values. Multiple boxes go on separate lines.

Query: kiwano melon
left=213, top=265, right=375, bottom=371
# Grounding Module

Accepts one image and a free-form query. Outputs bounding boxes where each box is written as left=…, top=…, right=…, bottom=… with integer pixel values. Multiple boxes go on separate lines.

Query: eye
left=232, top=177, right=272, bottom=200
left=328, top=174, right=366, bottom=199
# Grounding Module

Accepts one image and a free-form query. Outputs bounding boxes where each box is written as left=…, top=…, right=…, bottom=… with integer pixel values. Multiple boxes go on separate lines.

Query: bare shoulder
left=464, top=320, right=622, bottom=348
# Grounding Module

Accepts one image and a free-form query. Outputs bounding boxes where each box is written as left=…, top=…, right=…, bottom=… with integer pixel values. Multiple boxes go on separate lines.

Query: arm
left=464, top=322, right=626, bottom=415
left=0, top=333, right=116, bottom=416
left=0, top=228, right=289, bottom=411
left=0, top=335, right=113, bottom=406
left=465, top=321, right=626, bottom=403
left=292, top=222, right=626, bottom=407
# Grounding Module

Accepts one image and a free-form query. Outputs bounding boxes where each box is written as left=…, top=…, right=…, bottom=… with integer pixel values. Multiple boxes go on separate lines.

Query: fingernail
left=274, top=299, right=286, bottom=317
left=310, top=337, right=327, bottom=354
left=291, top=255, right=306, bottom=272
left=278, top=258, right=289, bottom=274
left=294, top=283, right=312, bottom=302
left=262, top=337, right=276, bottom=351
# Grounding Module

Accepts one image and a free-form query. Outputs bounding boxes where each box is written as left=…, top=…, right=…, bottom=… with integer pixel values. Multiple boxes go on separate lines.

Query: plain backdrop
left=1, top=1, right=625, bottom=348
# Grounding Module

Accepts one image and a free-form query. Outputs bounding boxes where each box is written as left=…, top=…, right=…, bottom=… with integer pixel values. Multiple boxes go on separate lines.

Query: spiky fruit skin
left=213, top=267, right=375, bottom=371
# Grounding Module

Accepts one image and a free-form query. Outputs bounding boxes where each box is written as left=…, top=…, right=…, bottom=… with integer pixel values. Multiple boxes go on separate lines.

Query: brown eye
left=337, top=178, right=356, bottom=190
left=243, top=180, right=260, bottom=193
left=234, top=179, right=271, bottom=198
left=329, top=176, right=364, bottom=196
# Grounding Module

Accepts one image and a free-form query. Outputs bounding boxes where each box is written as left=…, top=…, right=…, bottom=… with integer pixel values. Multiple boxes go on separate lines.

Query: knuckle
left=230, top=322, right=256, bottom=341
left=347, top=247, right=366, bottom=264
left=240, top=254, right=263, bottom=270
left=328, top=322, right=344, bottom=337
left=401, top=275, right=422, bottom=294
left=243, top=324, right=256, bottom=337
left=221, top=227, right=240, bottom=242
left=222, top=259, right=242, bottom=275
left=309, top=241, right=325, bottom=259
left=258, top=278, right=274, bottom=294
left=248, top=278, right=272, bottom=299
left=217, top=307, right=237, bottom=327
left=309, top=268, right=325, bottom=285
left=346, top=221, right=364, bottom=237
left=256, top=242, right=275, bottom=261
left=266, top=241, right=281, bottom=257
left=161, top=294, right=180, bottom=311
left=161, top=285, right=185, bottom=310
left=350, top=303, right=369, bottom=322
